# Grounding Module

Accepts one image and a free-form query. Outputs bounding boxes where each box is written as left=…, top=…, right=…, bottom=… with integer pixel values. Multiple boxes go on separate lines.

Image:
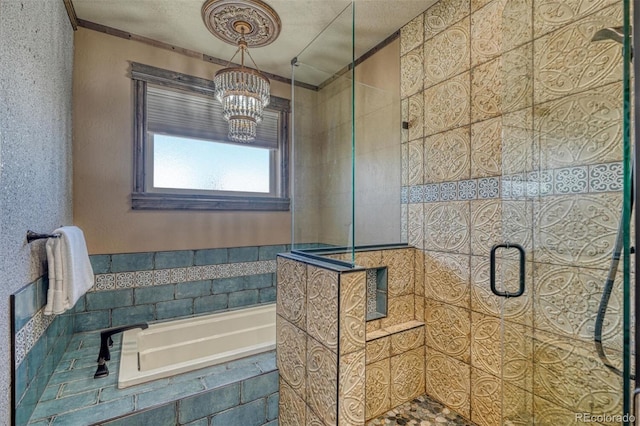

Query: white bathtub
left=118, top=304, right=276, bottom=388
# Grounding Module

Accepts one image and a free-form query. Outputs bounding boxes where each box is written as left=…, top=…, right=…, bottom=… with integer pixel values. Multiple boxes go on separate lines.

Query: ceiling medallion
left=202, top=0, right=282, bottom=48
left=203, top=0, right=280, bottom=142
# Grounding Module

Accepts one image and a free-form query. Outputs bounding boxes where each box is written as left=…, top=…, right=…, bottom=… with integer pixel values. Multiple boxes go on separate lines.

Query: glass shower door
left=493, top=0, right=633, bottom=424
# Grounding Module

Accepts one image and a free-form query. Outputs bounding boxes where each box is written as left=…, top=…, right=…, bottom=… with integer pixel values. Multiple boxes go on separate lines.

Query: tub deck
left=27, top=320, right=278, bottom=425
left=119, top=304, right=276, bottom=388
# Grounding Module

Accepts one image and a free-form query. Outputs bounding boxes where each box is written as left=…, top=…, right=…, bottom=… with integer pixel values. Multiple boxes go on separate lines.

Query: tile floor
left=367, top=394, right=476, bottom=426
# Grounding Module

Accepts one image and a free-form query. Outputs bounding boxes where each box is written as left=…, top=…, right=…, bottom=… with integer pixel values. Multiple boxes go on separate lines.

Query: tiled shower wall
left=400, top=0, right=626, bottom=424
left=354, top=249, right=425, bottom=420
left=276, top=255, right=367, bottom=425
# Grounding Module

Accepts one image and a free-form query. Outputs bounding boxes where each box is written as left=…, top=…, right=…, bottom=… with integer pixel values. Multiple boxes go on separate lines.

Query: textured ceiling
left=71, top=0, right=436, bottom=86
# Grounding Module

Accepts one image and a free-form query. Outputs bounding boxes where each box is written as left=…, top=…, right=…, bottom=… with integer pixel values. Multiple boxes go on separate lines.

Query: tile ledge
left=366, top=320, right=424, bottom=341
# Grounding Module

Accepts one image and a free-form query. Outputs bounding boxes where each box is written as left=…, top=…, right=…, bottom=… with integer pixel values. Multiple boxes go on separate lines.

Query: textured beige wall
left=399, top=0, right=626, bottom=424
left=291, top=83, right=321, bottom=246
left=354, top=38, right=401, bottom=246
left=73, top=28, right=294, bottom=254
left=292, top=38, right=401, bottom=248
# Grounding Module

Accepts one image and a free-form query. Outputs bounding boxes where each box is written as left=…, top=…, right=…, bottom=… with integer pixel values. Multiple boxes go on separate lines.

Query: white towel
left=44, top=226, right=94, bottom=315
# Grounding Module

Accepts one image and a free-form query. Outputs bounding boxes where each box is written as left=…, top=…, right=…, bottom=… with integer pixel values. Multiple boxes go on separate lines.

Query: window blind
left=146, top=84, right=279, bottom=149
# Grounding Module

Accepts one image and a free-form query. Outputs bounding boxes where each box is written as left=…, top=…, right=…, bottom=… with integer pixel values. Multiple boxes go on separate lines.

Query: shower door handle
left=489, top=243, right=525, bottom=298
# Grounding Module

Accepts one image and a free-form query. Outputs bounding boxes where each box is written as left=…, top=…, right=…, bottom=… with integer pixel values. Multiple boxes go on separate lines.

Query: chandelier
left=202, top=0, right=281, bottom=143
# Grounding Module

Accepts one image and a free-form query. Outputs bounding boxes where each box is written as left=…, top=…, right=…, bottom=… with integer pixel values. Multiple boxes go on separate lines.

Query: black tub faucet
left=94, top=323, right=149, bottom=379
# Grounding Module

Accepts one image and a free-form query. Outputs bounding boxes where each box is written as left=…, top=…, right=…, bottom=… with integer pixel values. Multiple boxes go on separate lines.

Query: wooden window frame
left=130, top=62, right=290, bottom=211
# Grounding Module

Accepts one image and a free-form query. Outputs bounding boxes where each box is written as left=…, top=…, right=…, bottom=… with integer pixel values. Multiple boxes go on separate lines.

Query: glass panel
left=621, top=0, right=633, bottom=420
left=496, top=0, right=634, bottom=423
left=152, top=134, right=271, bottom=193
left=497, top=1, right=535, bottom=421
left=290, top=2, right=356, bottom=262
left=290, top=1, right=404, bottom=262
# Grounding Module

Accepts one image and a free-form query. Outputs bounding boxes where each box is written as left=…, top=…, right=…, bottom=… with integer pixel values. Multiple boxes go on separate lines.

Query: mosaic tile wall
left=13, top=244, right=286, bottom=424
left=399, top=0, right=626, bottom=424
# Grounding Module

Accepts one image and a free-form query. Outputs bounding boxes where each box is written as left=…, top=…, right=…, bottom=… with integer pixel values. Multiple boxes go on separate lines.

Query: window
left=130, top=62, right=290, bottom=211
left=152, top=135, right=272, bottom=193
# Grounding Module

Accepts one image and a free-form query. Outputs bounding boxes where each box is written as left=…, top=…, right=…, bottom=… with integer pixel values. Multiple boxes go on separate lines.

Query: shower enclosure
left=486, top=1, right=634, bottom=423
left=288, top=0, right=636, bottom=424
left=290, top=2, right=402, bottom=263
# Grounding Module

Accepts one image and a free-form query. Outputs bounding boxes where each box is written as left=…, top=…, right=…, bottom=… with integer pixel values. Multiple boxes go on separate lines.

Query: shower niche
left=366, top=267, right=387, bottom=321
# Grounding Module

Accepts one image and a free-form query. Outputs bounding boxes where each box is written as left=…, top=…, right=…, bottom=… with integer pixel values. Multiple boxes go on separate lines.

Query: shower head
left=591, top=26, right=625, bottom=44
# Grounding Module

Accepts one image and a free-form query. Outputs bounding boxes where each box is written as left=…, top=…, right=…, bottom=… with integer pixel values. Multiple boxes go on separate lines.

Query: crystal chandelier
left=214, top=25, right=270, bottom=142
left=203, top=0, right=281, bottom=143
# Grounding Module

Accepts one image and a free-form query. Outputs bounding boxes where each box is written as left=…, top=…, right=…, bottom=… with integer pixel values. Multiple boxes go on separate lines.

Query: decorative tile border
left=15, top=308, right=55, bottom=366
left=478, top=177, right=500, bottom=199
left=458, top=180, right=477, bottom=200
left=440, top=182, right=458, bottom=201
left=589, top=162, right=623, bottom=192
left=402, top=161, right=623, bottom=204
left=93, top=260, right=276, bottom=292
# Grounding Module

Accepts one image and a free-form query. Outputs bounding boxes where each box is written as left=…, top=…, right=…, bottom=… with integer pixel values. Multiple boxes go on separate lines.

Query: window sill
left=131, top=192, right=290, bottom=211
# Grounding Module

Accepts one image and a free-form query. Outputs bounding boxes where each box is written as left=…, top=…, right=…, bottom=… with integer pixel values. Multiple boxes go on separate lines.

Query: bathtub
left=118, top=304, right=276, bottom=388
